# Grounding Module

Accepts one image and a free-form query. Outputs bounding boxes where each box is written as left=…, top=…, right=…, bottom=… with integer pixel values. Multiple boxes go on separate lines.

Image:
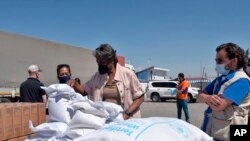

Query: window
left=168, top=82, right=177, bottom=88
left=152, top=82, right=161, bottom=87
left=151, top=81, right=177, bottom=88
left=161, top=82, right=168, bottom=87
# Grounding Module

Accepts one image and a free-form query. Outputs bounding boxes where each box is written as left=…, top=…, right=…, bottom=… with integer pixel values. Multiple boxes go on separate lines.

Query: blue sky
left=1, top=0, right=250, bottom=78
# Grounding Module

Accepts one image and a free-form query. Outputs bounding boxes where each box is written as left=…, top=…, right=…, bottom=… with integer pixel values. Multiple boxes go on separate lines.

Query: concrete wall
left=0, top=31, right=97, bottom=88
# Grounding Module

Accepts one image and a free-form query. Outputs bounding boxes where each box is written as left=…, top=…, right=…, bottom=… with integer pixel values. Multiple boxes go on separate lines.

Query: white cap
left=28, top=65, right=42, bottom=72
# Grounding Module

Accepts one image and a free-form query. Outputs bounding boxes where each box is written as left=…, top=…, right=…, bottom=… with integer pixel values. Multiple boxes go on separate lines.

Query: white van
left=145, top=80, right=200, bottom=103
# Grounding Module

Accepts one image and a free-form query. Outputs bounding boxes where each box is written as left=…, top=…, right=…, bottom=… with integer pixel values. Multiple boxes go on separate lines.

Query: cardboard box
left=37, top=103, right=46, bottom=124
left=3, top=104, right=14, bottom=139
left=0, top=103, right=45, bottom=140
left=30, top=103, right=38, bottom=127
left=18, top=135, right=28, bottom=141
left=13, top=103, right=22, bottom=137
left=8, top=137, right=19, bottom=141
left=21, top=103, right=31, bottom=135
left=0, top=104, right=4, bottom=140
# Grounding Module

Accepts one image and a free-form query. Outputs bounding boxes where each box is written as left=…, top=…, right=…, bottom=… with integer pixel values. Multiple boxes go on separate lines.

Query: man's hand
left=206, top=95, right=223, bottom=107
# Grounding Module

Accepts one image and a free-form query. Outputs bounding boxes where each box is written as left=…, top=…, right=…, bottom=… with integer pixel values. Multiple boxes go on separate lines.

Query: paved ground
left=140, top=99, right=208, bottom=128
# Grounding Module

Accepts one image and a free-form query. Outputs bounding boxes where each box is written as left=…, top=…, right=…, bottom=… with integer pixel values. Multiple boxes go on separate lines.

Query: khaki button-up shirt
left=84, top=63, right=144, bottom=118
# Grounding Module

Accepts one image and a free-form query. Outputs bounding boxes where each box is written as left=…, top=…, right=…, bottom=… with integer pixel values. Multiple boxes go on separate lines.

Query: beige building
left=0, top=30, right=97, bottom=88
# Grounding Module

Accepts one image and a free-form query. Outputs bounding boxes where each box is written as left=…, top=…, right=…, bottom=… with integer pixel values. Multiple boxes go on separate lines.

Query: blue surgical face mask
left=58, top=75, right=71, bottom=83
left=215, top=64, right=229, bottom=75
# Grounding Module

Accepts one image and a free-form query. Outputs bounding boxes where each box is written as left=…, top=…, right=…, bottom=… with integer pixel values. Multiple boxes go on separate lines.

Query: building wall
left=152, top=70, right=167, bottom=80
left=0, top=31, right=97, bottom=88
left=137, top=71, right=151, bottom=81
left=117, top=56, right=125, bottom=66
left=136, top=69, right=168, bottom=81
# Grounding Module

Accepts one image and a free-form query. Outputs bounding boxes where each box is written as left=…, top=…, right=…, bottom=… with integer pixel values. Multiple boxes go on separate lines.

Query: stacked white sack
left=66, top=100, right=124, bottom=138
left=73, top=117, right=214, bottom=141
left=28, top=121, right=68, bottom=141
left=28, top=84, right=124, bottom=140
left=88, top=101, right=124, bottom=123
left=42, top=84, right=87, bottom=124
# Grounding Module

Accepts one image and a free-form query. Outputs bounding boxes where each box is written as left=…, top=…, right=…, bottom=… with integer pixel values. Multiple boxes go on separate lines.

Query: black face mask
left=58, top=75, right=71, bottom=83
left=98, top=65, right=109, bottom=75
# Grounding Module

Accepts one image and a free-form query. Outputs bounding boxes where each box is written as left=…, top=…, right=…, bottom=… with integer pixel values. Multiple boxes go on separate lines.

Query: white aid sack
left=29, top=120, right=68, bottom=138
left=42, top=84, right=79, bottom=123
left=70, top=100, right=109, bottom=118
left=107, top=113, right=124, bottom=123
left=71, top=93, right=89, bottom=101
left=90, top=101, right=124, bottom=122
left=42, top=84, right=76, bottom=98
left=42, top=83, right=87, bottom=101
left=73, top=117, right=213, bottom=141
left=25, top=136, right=69, bottom=141
left=65, top=128, right=96, bottom=140
left=68, top=110, right=106, bottom=129
left=47, top=95, right=73, bottom=123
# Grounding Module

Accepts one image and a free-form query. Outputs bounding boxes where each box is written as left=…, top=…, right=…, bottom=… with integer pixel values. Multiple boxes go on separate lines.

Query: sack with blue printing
left=73, top=117, right=213, bottom=141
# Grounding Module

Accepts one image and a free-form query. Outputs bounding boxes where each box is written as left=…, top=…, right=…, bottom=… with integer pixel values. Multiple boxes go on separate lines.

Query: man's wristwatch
left=124, top=110, right=133, bottom=117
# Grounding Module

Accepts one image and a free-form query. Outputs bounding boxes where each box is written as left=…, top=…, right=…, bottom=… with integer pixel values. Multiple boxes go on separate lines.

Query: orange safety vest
left=177, top=80, right=189, bottom=100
